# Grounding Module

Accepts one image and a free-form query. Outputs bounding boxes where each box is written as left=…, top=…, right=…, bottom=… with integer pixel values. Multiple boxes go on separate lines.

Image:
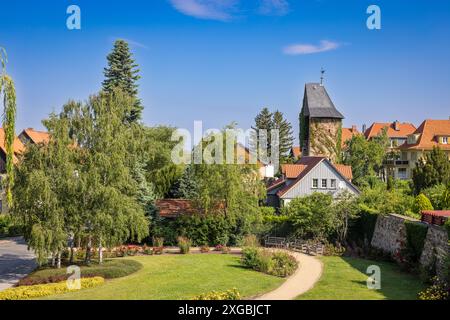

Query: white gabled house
left=267, top=156, right=360, bottom=208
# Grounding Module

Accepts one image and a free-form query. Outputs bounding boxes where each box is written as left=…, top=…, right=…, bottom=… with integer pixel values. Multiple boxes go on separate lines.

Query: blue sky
left=1, top=0, right=450, bottom=142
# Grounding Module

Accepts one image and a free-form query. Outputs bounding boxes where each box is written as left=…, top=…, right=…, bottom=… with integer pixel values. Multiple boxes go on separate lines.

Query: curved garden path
left=254, top=251, right=323, bottom=300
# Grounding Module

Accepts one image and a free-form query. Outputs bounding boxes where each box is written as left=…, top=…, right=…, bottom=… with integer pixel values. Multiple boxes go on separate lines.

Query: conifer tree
left=103, top=40, right=143, bottom=123
left=273, top=110, right=294, bottom=162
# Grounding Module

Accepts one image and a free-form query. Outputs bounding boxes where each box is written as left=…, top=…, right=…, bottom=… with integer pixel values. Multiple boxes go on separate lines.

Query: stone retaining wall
left=420, top=225, right=449, bottom=278
left=371, top=213, right=449, bottom=278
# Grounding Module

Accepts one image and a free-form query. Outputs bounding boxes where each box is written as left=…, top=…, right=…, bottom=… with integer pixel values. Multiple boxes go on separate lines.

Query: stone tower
left=299, top=83, right=344, bottom=162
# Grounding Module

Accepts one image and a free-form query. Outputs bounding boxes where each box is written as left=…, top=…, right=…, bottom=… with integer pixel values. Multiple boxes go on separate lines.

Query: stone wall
left=371, top=213, right=449, bottom=278
left=371, top=214, right=413, bottom=255
left=420, top=225, right=449, bottom=278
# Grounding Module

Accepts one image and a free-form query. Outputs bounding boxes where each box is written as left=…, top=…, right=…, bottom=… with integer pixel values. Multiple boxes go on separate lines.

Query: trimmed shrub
left=193, top=288, right=241, bottom=300
left=177, top=236, right=191, bottom=254
left=241, top=248, right=298, bottom=277
left=414, top=194, right=434, bottom=214
left=270, top=252, right=298, bottom=277
left=405, top=222, right=429, bottom=262
left=348, top=206, right=379, bottom=246
left=0, top=277, right=104, bottom=300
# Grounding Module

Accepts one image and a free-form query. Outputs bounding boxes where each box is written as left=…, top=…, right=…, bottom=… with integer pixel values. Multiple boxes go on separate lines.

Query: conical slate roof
left=302, top=83, right=344, bottom=119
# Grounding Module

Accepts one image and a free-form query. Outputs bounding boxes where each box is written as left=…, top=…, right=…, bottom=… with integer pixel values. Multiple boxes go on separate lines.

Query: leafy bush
left=281, top=193, right=335, bottom=239
left=200, top=245, right=210, bottom=253
left=192, top=288, right=241, bottom=300
left=152, top=237, right=164, bottom=247
left=18, top=259, right=142, bottom=286
left=177, top=236, right=191, bottom=254
left=241, top=248, right=298, bottom=277
left=270, top=252, right=298, bottom=277
left=405, top=222, right=428, bottom=262
left=0, top=277, right=104, bottom=300
left=347, top=206, right=379, bottom=247
left=240, top=234, right=260, bottom=248
left=0, top=214, right=22, bottom=238
left=414, top=194, right=434, bottom=213
left=418, top=277, right=449, bottom=300
left=422, top=184, right=447, bottom=209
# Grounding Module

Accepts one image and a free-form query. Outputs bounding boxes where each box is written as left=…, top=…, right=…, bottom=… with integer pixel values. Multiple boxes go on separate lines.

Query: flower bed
left=0, top=277, right=104, bottom=300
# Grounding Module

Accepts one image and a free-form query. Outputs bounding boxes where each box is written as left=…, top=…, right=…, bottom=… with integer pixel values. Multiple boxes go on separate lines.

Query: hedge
left=348, top=206, right=379, bottom=246
left=0, top=277, right=104, bottom=300
left=404, top=221, right=429, bottom=263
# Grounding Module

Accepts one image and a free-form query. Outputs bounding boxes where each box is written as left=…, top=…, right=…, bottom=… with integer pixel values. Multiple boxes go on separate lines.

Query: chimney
left=362, top=124, right=367, bottom=133
left=394, top=120, right=400, bottom=131
left=351, top=125, right=357, bottom=133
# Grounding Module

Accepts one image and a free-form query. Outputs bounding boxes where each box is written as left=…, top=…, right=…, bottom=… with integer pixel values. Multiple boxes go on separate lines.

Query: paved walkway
left=254, top=251, right=323, bottom=300
left=0, top=237, right=36, bottom=291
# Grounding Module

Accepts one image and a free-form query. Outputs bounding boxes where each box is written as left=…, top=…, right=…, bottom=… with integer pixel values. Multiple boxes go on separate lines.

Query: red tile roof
left=364, top=122, right=416, bottom=139
left=400, top=120, right=450, bottom=151
left=155, top=199, right=197, bottom=218
left=21, top=128, right=50, bottom=145
left=0, top=128, right=26, bottom=164
left=291, top=146, right=301, bottom=159
left=342, top=126, right=360, bottom=148
left=281, top=164, right=307, bottom=178
left=281, top=163, right=353, bottom=180
left=422, top=210, right=450, bottom=217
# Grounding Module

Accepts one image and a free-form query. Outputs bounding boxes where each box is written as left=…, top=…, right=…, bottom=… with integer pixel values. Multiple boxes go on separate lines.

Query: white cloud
left=168, top=0, right=290, bottom=21
left=258, top=0, right=289, bottom=16
left=168, top=0, right=238, bottom=21
left=283, top=40, right=341, bottom=55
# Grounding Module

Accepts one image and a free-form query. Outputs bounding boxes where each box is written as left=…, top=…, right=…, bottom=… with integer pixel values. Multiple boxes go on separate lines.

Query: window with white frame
left=312, top=179, right=318, bottom=188
left=443, top=136, right=448, bottom=144
left=331, top=179, right=337, bottom=189
left=322, top=179, right=327, bottom=188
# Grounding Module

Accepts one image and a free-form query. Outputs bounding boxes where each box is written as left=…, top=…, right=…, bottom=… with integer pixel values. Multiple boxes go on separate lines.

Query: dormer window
left=442, top=136, right=448, bottom=144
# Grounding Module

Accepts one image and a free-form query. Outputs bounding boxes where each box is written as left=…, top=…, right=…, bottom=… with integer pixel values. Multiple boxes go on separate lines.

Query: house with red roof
left=18, top=128, right=51, bottom=146
left=266, top=156, right=359, bottom=208
left=341, top=125, right=361, bottom=149
left=399, top=119, right=450, bottom=179
left=364, top=121, right=417, bottom=180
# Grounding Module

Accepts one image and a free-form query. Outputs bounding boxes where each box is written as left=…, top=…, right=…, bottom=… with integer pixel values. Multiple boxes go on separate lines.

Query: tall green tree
left=15, top=89, right=150, bottom=265
left=103, top=40, right=142, bottom=123
left=252, top=108, right=294, bottom=164
left=412, top=147, right=450, bottom=194
left=252, top=107, right=274, bottom=156
left=273, top=110, right=294, bottom=162
left=0, top=47, right=17, bottom=206
left=343, top=130, right=389, bottom=187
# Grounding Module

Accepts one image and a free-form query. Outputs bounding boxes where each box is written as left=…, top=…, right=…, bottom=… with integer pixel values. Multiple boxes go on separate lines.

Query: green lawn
left=43, top=254, right=284, bottom=300
left=298, top=256, right=426, bottom=300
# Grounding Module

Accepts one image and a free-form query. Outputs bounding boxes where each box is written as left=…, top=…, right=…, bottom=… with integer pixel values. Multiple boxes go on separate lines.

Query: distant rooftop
left=303, top=83, right=344, bottom=119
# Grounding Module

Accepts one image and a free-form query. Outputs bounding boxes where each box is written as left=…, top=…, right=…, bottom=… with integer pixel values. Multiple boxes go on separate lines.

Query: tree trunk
left=51, top=253, right=56, bottom=267
left=98, top=238, right=103, bottom=264
left=69, top=233, right=75, bottom=264
left=85, top=236, right=92, bottom=265
left=57, top=252, right=61, bottom=269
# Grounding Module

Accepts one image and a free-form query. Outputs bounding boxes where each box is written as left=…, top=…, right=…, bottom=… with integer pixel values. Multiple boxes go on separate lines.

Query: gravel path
left=254, top=251, right=323, bottom=300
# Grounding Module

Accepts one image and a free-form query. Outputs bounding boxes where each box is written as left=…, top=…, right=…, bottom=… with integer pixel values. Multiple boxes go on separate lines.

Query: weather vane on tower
left=320, top=68, right=325, bottom=86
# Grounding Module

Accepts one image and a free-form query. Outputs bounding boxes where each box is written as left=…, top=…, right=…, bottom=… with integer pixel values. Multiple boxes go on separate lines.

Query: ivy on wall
left=309, top=119, right=342, bottom=162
